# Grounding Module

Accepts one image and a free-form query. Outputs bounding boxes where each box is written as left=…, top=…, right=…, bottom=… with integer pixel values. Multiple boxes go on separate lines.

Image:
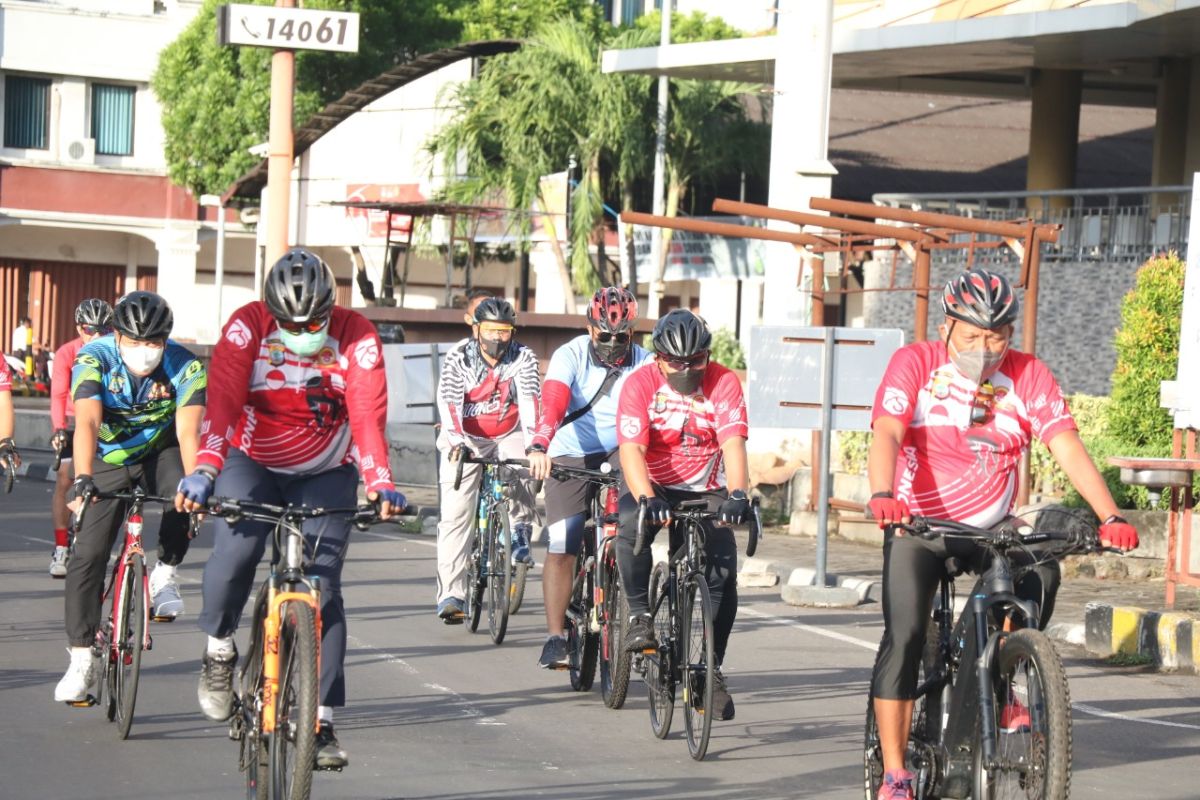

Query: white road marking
left=1071, top=703, right=1200, bottom=732
left=356, top=529, right=437, bottom=548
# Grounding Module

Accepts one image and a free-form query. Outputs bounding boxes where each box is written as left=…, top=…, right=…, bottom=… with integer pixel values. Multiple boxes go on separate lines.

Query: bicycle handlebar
left=74, top=488, right=199, bottom=536
left=546, top=462, right=618, bottom=485
left=202, top=496, right=406, bottom=531
left=896, top=515, right=1123, bottom=556
left=451, top=451, right=531, bottom=492
left=632, top=496, right=760, bottom=558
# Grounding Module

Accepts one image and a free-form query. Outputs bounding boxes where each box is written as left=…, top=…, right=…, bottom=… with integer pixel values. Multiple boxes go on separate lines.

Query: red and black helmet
left=942, top=269, right=1019, bottom=330
left=586, top=286, right=638, bottom=333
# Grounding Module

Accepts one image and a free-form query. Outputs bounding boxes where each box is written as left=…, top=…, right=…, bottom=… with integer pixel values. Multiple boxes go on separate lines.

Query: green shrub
left=836, top=430, right=872, bottom=475
left=710, top=327, right=746, bottom=369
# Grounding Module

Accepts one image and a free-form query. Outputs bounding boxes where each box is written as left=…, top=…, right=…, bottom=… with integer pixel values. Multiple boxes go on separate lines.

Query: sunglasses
left=596, top=331, right=631, bottom=344
left=277, top=317, right=329, bottom=335
left=659, top=351, right=709, bottom=370
left=80, top=324, right=111, bottom=336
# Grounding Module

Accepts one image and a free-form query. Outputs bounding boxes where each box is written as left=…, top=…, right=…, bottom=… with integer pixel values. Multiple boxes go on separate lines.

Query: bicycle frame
left=106, top=502, right=152, bottom=654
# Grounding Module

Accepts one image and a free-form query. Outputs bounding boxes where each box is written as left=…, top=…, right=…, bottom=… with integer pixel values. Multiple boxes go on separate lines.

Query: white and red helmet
left=586, top=286, right=638, bottom=333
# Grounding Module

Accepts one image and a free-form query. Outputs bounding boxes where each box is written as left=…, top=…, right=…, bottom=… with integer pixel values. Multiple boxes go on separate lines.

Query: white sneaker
left=54, top=648, right=99, bottom=703
left=49, top=546, right=69, bottom=578
left=149, top=562, right=183, bottom=620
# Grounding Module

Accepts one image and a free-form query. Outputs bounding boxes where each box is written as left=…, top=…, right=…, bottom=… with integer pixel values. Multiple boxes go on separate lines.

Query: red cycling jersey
left=51, top=337, right=83, bottom=430
left=0, top=357, right=10, bottom=393
left=872, top=341, right=1077, bottom=528
left=196, top=301, right=393, bottom=493
left=616, top=361, right=748, bottom=492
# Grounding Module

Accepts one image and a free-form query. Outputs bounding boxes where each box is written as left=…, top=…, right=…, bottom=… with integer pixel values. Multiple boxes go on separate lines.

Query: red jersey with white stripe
left=0, top=357, right=10, bottom=392
left=51, top=337, right=83, bottom=429
left=196, top=301, right=393, bottom=493
left=872, top=341, right=1077, bottom=528
left=617, top=361, right=748, bottom=492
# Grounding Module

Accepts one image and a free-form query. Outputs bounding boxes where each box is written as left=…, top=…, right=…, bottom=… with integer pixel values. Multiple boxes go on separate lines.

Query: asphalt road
left=1, top=477, right=1198, bottom=800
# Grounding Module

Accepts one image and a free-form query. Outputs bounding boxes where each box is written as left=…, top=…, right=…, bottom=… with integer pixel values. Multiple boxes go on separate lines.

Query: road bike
left=863, top=509, right=1120, bottom=800
left=633, top=495, right=760, bottom=761
left=210, top=497, right=383, bottom=800
left=71, top=487, right=194, bottom=739
left=453, top=454, right=531, bottom=645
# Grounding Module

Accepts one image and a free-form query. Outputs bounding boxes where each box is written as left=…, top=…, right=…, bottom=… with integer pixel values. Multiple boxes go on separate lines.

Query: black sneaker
left=538, top=635, right=569, bottom=669
left=712, top=669, right=735, bottom=721
left=197, top=647, right=238, bottom=722
left=622, top=614, right=657, bottom=654
left=314, top=721, right=348, bottom=770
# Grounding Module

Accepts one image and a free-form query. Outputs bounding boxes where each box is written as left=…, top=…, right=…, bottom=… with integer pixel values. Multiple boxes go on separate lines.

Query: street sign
left=217, top=4, right=360, bottom=53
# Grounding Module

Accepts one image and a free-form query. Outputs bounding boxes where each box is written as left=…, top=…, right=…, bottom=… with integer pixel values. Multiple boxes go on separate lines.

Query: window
left=4, top=75, right=50, bottom=150
left=91, top=83, right=135, bottom=156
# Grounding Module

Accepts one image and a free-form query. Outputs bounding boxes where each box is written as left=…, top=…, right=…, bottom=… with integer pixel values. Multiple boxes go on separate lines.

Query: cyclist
left=178, top=247, right=403, bottom=770
left=433, top=297, right=540, bottom=623
left=0, top=356, right=18, bottom=485
left=54, top=291, right=206, bottom=704
left=867, top=269, right=1139, bottom=800
left=527, top=287, right=652, bottom=669
left=614, top=308, right=750, bottom=721
left=47, top=299, right=114, bottom=578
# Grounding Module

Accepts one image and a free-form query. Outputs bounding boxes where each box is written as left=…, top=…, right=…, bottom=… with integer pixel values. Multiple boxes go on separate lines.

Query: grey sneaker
left=538, top=635, right=569, bottom=669
left=149, top=564, right=183, bottom=620
left=315, top=721, right=348, bottom=770
left=197, top=647, right=237, bottom=721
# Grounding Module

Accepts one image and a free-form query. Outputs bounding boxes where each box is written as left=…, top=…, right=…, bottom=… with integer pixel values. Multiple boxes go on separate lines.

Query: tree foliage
left=457, top=0, right=601, bottom=41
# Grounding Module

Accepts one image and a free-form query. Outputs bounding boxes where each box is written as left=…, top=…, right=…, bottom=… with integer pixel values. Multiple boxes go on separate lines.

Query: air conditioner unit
left=65, top=138, right=96, bottom=165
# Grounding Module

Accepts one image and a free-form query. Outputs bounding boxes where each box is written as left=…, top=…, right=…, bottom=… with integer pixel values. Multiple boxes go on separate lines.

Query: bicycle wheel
left=487, top=509, right=513, bottom=644
left=465, top=525, right=485, bottom=633
left=113, top=556, right=145, bottom=740
left=645, top=562, right=675, bottom=740
left=681, top=576, right=715, bottom=760
left=567, top=550, right=598, bottom=692
left=599, top=555, right=632, bottom=709
left=242, top=588, right=270, bottom=800
left=509, top=562, right=529, bottom=615
left=973, top=629, right=1071, bottom=800
left=268, top=600, right=318, bottom=800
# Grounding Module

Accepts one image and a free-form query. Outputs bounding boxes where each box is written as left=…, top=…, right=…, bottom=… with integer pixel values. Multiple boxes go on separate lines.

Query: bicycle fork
left=261, top=580, right=323, bottom=736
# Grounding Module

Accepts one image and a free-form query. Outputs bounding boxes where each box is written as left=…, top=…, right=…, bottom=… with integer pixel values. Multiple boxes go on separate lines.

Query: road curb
left=14, top=460, right=57, bottom=483
left=736, top=556, right=879, bottom=605
left=1082, top=602, right=1198, bottom=673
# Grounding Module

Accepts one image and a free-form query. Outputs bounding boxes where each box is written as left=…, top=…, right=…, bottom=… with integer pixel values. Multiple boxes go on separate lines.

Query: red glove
left=868, top=492, right=911, bottom=529
left=1099, top=515, right=1138, bottom=551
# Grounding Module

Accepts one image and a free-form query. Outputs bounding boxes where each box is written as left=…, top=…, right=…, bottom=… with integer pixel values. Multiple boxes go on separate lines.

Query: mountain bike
left=542, top=462, right=623, bottom=696
left=863, top=510, right=1120, bottom=800
left=633, top=495, right=760, bottom=761
left=71, top=486, right=195, bottom=739
left=453, top=454, right=531, bottom=645
left=210, top=497, right=383, bottom=800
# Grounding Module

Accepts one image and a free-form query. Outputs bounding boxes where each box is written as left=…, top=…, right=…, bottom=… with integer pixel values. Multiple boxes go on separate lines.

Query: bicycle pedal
left=313, top=765, right=344, bottom=773
left=151, top=614, right=177, bottom=623
left=65, top=695, right=97, bottom=708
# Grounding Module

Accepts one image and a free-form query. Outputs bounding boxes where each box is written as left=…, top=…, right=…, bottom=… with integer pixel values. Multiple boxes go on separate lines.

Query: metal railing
left=874, top=185, right=1192, bottom=263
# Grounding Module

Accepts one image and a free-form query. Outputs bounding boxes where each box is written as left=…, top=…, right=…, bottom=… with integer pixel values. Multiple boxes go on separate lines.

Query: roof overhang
left=600, top=36, right=776, bottom=83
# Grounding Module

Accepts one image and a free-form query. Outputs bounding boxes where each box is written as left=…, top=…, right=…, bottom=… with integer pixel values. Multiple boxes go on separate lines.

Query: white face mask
left=120, top=343, right=164, bottom=377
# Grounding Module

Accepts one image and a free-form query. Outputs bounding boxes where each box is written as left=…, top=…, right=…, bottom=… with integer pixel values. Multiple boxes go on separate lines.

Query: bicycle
left=542, top=462, right=624, bottom=697
left=70, top=486, right=195, bottom=740
left=633, top=495, right=761, bottom=761
left=453, top=454, right=532, bottom=645
left=1, top=439, right=17, bottom=493
left=209, top=497, right=384, bottom=800
left=862, top=509, right=1120, bottom=800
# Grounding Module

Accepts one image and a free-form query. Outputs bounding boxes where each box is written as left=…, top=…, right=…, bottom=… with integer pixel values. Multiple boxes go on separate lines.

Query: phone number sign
left=217, top=4, right=360, bottom=53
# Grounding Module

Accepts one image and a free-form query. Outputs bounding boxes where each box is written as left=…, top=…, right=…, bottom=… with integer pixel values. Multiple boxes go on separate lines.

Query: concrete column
left=1152, top=59, right=1190, bottom=211
left=155, top=226, right=201, bottom=342
left=124, top=234, right=139, bottom=295
left=1183, top=57, right=1200, bottom=182
left=1026, top=69, right=1082, bottom=212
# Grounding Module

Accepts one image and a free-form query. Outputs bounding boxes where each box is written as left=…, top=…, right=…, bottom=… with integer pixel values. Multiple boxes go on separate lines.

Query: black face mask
left=481, top=338, right=508, bottom=360
left=592, top=339, right=629, bottom=366
left=666, top=368, right=705, bottom=395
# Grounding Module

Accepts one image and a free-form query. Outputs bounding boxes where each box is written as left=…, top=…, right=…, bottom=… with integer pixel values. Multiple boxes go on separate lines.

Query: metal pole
left=265, top=0, right=296, bottom=266
left=815, top=326, right=835, bottom=587
left=913, top=246, right=931, bottom=342
left=214, top=201, right=226, bottom=335
left=648, top=3, right=671, bottom=319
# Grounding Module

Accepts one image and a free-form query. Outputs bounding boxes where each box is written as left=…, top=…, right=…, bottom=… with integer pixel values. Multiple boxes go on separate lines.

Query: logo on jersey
left=225, top=319, right=252, bottom=349
left=108, top=374, right=126, bottom=395
left=317, top=347, right=337, bottom=368
left=265, top=369, right=287, bottom=391
left=147, top=381, right=173, bottom=401
left=620, top=415, right=642, bottom=439
left=354, top=339, right=380, bottom=370
left=882, top=386, right=909, bottom=416
left=268, top=343, right=287, bottom=366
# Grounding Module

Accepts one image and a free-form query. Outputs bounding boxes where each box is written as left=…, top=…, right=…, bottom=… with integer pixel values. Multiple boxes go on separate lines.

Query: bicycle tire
left=114, top=556, right=145, bottom=740
left=464, top=522, right=485, bottom=633
left=268, top=600, right=318, bottom=800
left=681, top=576, right=716, bottom=760
left=487, top=509, right=513, bottom=644
left=973, top=629, right=1071, bottom=800
left=567, top=550, right=598, bottom=692
left=599, top=557, right=632, bottom=709
left=243, top=587, right=270, bottom=800
left=103, top=626, right=116, bottom=721
left=508, top=562, right=528, bottom=615
left=645, top=562, right=674, bottom=740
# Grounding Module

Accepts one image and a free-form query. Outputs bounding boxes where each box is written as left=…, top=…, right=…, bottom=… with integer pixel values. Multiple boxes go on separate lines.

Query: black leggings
left=872, top=529, right=1061, bottom=700
left=614, top=486, right=739, bottom=664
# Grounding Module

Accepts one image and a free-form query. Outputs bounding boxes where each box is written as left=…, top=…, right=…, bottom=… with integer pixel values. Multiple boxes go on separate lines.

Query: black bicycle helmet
left=74, top=298, right=114, bottom=328
left=473, top=297, right=517, bottom=325
left=651, top=309, right=711, bottom=357
left=112, top=291, right=173, bottom=340
left=942, top=269, right=1019, bottom=330
left=264, top=247, right=336, bottom=323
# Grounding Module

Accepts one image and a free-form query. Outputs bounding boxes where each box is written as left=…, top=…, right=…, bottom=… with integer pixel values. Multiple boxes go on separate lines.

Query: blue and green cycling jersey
left=71, top=334, right=207, bottom=465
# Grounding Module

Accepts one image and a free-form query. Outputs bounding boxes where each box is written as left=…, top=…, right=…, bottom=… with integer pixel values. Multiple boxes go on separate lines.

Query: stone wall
left=858, top=255, right=1144, bottom=396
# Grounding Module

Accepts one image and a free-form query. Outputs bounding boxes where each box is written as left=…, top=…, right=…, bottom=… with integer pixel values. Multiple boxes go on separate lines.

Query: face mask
left=280, top=328, right=326, bottom=357
left=481, top=338, right=508, bottom=360
left=666, top=368, right=705, bottom=395
left=948, top=340, right=1007, bottom=384
left=593, top=339, right=630, bottom=366
left=120, top=344, right=163, bottom=377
